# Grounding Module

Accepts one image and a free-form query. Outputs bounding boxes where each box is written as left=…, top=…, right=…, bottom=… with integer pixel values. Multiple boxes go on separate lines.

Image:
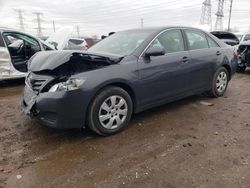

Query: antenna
left=200, top=0, right=212, bottom=31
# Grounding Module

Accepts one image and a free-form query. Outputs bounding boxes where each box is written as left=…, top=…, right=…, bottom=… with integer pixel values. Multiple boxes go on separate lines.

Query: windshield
left=88, top=31, right=151, bottom=56
left=243, top=34, right=250, bottom=41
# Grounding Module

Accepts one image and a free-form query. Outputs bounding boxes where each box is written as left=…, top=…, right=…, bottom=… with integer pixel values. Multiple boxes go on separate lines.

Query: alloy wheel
left=98, top=95, right=128, bottom=129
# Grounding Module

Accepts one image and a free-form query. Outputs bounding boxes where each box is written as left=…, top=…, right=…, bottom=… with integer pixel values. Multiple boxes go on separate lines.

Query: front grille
left=26, top=73, right=47, bottom=92
left=30, top=79, right=46, bottom=92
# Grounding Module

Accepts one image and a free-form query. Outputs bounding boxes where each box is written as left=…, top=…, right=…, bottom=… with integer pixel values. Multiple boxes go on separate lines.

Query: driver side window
left=150, top=29, right=184, bottom=53
left=3, top=32, right=41, bottom=59
left=3, top=32, right=41, bottom=72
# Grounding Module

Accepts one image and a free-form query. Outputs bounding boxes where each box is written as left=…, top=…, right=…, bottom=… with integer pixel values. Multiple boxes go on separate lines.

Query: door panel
left=137, top=29, right=193, bottom=107
left=137, top=52, right=191, bottom=107
left=184, top=29, right=220, bottom=91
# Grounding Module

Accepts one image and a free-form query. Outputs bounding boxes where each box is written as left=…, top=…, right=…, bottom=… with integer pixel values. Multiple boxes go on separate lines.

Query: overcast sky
left=0, top=0, right=250, bottom=38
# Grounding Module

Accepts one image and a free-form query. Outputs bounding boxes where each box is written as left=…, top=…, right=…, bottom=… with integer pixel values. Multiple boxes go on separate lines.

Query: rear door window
left=207, top=36, right=219, bottom=48
left=69, top=39, right=84, bottom=45
left=185, top=30, right=209, bottom=50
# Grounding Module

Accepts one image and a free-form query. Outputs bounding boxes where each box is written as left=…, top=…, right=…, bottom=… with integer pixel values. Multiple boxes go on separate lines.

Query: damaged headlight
left=48, top=78, right=86, bottom=92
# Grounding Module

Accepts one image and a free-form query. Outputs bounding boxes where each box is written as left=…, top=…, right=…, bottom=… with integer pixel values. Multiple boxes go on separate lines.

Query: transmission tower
left=33, top=12, right=45, bottom=37
left=15, top=9, right=25, bottom=31
left=200, top=0, right=212, bottom=31
left=214, top=0, right=225, bottom=31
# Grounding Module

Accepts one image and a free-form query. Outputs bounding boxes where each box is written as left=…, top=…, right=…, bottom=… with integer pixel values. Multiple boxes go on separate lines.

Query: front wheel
left=87, top=86, right=133, bottom=136
left=209, top=67, right=229, bottom=98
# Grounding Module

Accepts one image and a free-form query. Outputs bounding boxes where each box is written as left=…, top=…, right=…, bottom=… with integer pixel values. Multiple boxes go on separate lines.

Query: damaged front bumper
left=21, top=85, right=90, bottom=129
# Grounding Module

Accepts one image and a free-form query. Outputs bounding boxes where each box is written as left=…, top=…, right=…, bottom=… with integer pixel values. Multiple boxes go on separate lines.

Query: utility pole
left=200, top=0, right=212, bottom=31
left=227, top=0, right=233, bottom=31
left=214, top=0, right=225, bottom=31
left=15, top=9, right=25, bottom=31
left=76, top=25, right=80, bottom=37
left=140, top=18, right=144, bottom=29
left=33, top=12, right=44, bottom=37
left=53, top=20, right=56, bottom=32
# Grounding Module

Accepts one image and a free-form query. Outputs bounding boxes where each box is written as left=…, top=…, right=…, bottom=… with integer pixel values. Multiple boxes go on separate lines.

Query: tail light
left=81, top=44, right=89, bottom=51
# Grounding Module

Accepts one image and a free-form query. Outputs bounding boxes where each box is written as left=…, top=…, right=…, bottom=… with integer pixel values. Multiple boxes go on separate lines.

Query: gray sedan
left=21, top=26, right=237, bottom=136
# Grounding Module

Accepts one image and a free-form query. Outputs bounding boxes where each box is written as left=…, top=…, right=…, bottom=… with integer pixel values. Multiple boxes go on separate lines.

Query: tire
left=87, top=86, right=133, bottom=136
left=236, top=65, right=246, bottom=73
left=209, top=67, right=229, bottom=98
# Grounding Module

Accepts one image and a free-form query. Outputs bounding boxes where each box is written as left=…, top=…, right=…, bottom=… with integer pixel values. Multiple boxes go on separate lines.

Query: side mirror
left=145, top=47, right=165, bottom=57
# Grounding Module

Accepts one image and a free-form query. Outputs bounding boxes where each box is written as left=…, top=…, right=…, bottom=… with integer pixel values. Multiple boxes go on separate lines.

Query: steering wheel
left=17, top=42, right=24, bottom=54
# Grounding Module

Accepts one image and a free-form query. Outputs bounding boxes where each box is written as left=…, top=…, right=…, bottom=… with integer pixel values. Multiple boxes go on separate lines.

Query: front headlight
left=48, top=78, right=86, bottom=92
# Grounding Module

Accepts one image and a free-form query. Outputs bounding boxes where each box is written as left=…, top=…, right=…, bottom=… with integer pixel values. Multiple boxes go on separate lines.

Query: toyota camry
left=21, top=27, right=237, bottom=136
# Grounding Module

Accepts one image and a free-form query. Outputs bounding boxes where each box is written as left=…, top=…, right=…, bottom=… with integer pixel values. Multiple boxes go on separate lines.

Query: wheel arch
left=221, top=64, right=232, bottom=80
left=87, top=81, right=138, bottom=118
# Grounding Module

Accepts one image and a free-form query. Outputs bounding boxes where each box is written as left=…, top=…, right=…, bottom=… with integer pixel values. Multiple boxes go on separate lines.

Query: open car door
left=2, top=32, right=42, bottom=72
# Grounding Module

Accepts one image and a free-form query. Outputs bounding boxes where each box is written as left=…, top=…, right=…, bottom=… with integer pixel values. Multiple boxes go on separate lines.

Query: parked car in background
left=236, top=33, right=250, bottom=72
left=64, top=38, right=89, bottom=51
left=0, top=28, right=53, bottom=80
left=239, top=32, right=250, bottom=43
left=46, top=27, right=90, bottom=51
left=211, top=31, right=239, bottom=46
left=22, top=26, right=237, bottom=136
left=83, top=37, right=95, bottom=47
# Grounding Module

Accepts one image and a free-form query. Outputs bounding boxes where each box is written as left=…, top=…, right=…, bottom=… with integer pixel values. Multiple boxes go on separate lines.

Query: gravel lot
left=0, top=72, right=250, bottom=188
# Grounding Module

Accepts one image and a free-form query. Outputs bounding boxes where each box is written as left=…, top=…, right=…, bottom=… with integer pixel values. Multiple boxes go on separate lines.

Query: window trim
left=140, top=28, right=187, bottom=58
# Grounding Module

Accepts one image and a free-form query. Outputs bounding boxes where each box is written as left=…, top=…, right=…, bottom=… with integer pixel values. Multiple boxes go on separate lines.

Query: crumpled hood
left=29, top=51, right=74, bottom=72
left=28, top=50, right=121, bottom=74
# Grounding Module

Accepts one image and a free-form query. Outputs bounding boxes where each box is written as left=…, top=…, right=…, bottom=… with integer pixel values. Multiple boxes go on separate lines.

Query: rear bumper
left=21, top=86, right=91, bottom=129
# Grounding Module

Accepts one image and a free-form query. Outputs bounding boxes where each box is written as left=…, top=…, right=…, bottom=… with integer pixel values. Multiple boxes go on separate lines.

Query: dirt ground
left=0, top=72, right=250, bottom=188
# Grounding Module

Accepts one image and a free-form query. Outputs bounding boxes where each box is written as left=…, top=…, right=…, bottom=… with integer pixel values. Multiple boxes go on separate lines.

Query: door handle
left=216, top=51, right=221, bottom=56
left=182, top=56, right=189, bottom=63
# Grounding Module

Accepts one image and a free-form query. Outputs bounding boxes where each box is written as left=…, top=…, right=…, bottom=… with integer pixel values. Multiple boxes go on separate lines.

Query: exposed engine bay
left=238, top=44, right=250, bottom=66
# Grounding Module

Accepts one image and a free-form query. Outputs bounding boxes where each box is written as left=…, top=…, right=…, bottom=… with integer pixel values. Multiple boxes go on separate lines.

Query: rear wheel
left=87, top=86, right=133, bottom=136
left=209, top=67, right=229, bottom=98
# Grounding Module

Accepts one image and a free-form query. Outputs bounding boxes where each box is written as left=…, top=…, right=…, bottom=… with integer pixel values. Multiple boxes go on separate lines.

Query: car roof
left=0, top=27, right=38, bottom=39
left=120, top=26, right=206, bottom=33
left=69, top=37, right=86, bottom=41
